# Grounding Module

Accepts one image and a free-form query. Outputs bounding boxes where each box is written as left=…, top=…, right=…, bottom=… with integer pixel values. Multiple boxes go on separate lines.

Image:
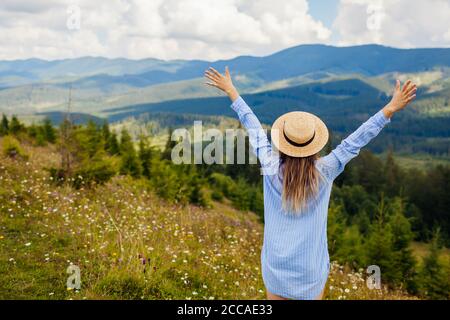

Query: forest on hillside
left=105, top=79, right=450, bottom=158
left=0, top=114, right=449, bottom=300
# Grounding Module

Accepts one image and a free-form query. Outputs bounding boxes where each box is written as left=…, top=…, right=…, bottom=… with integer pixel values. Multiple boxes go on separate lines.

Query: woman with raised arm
left=204, top=67, right=417, bottom=300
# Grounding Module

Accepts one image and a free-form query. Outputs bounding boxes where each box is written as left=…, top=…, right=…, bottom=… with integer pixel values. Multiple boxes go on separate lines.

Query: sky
left=0, top=0, right=449, bottom=61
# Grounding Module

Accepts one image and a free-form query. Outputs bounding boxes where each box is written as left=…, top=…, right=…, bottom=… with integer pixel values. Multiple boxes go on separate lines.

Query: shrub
left=2, top=135, right=29, bottom=160
left=72, top=157, right=117, bottom=189
left=95, top=273, right=145, bottom=300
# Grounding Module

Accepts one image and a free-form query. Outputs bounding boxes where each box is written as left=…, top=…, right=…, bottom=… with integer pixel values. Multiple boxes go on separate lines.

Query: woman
left=204, top=67, right=417, bottom=300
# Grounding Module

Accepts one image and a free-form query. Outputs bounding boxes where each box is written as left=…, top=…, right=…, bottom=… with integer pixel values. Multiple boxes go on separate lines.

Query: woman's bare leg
left=266, top=290, right=289, bottom=300
left=266, top=289, right=325, bottom=300
left=314, top=289, right=324, bottom=300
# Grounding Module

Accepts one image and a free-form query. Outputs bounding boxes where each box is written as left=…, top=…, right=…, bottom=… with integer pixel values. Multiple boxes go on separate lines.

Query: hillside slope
left=106, top=79, right=450, bottom=157
left=0, top=138, right=415, bottom=300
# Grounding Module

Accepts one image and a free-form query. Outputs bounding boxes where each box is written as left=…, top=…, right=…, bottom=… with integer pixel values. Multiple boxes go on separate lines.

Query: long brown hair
left=280, top=152, right=320, bottom=213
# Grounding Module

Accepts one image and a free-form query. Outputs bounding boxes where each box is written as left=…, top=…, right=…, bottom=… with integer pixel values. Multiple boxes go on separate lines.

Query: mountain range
left=0, top=44, right=449, bottom=157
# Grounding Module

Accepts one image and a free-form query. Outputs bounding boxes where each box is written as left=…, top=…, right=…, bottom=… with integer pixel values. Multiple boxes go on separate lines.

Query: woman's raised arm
left=318, top=79, right=417, bottom=181
left=204, top=67, right=279, bottom=175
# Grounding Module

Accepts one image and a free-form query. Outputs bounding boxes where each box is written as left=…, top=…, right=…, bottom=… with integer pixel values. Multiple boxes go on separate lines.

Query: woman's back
left=261, top=164, right=332, bottom=299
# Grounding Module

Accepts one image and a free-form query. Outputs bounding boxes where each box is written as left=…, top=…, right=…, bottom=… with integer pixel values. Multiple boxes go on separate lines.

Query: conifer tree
left=388, top=197, right=417, bottom=291
left=107, top=130, right=120, bottom=156
left=162, top=127, right=177, bottom=161
left=119, top=128, right=142, bottom=178
left=84, top=120, right=103, bottom=158
left=417, top=229, right=450, bottom=299
left=138, top=135, right=153, bottom=178
left=42, top=118, right=56, bottom=143
left=364, top=197, right=399, bottom=286
left=384, top=150, right=403, bottom=197
left=101, top=121, right=111, bottom=150
left=0, top=114, right=9, bottom=136
left=9, top=115, right=24, bottom=135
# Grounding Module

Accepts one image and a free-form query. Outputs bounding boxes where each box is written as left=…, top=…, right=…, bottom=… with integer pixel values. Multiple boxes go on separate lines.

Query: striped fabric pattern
left=230, top=96, right=391, bottom=299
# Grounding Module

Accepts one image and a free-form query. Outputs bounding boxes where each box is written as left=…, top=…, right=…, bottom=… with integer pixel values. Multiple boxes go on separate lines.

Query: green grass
left=0, top=138, right=417, bottom=300
left=389, top=153, right=450, bottom=170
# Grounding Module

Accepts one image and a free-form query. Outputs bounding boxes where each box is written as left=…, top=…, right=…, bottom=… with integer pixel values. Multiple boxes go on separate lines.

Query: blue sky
left=308, top=0, right=340, bottom=28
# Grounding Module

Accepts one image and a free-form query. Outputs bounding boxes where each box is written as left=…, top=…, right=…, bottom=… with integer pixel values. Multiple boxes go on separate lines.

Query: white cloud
left=0, top=0, right=448, bottom=61
left=0, top=0, right=331, bottom=60
left=333, top=0, right=450, bottom=48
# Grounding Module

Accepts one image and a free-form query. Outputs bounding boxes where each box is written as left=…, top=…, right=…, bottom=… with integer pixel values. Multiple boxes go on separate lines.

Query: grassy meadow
left=0, top=137, right=416, bottom=300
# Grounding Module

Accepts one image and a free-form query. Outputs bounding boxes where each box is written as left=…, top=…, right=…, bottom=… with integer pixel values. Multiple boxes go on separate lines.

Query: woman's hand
left=383, top=79, right=417, bottom=118
left=204, top=66, right=240, bottom=102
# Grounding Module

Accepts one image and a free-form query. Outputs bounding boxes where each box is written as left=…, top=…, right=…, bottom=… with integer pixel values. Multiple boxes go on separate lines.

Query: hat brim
left=271, top=112, right=329, bottom=158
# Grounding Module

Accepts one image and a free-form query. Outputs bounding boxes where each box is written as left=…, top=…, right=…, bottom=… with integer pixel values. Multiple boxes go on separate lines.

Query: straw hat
left=271, top=111, right=329, bottom=158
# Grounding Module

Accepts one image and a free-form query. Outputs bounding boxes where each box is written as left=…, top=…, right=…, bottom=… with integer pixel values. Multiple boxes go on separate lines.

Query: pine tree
left=388, top=197, right=417, bottom=291
left=336, top=225, right=366, bottom=268
left=384, top=150, right=403, bottom=197
left=101, top=121, right=111, bottom=150
left=9, top=115, right=24, bottom=135
left=189, top=170, right=208, bottom=207
left=27, top=124, right=38, bottom=138
left=0, top=114, right=9, bottom=136
left=84, top=120, right=103, bottom=158
left=417, top=229, right=450, bottom=299
left=364, top=197, right=400, bottom=286
left=107, top=130, right=120, bottom=156
left=42, top=118, right=56, bottom=143
left=162, top=127, right=177, bottom=160
left=119, top=128, right=142, bottom=178
left=327, top=204, right=347, bottom=259
left=138, top=135, right=153, bottom=178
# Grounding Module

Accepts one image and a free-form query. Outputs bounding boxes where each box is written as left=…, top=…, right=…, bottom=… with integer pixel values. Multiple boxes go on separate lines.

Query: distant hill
left=0, top=44, right=449, bottom=157
left=0, top=44, right=449, bottom=117
left=37, top=111, right=105, bottom=125
left=107, top=78, right=450, bottom=157
left=107, top=78, right=386, bottom=122
left=1, top=45, right=449, bottom=89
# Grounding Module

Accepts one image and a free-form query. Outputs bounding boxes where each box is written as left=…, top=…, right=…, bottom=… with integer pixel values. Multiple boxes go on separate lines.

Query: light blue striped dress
left=230, top=96, right=391, bottom=300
